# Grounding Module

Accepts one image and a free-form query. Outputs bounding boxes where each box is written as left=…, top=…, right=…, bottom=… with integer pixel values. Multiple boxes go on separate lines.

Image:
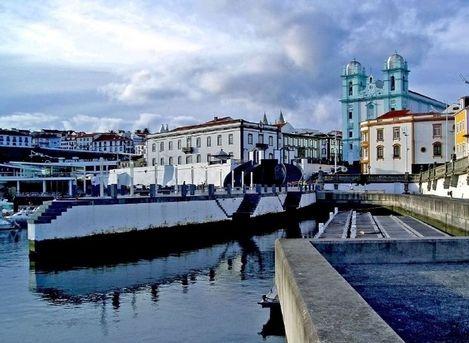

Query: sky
left=1, top=0, right=468, bottom=133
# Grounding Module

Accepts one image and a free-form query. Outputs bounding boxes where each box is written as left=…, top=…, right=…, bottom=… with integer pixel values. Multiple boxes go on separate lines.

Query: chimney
left=214, top=116, right=218, bottom=120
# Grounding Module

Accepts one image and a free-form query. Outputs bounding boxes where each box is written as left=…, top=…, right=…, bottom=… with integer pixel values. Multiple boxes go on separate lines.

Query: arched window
left=160, top=157, right=164, bottom=165
left=433, top=142, right=442, bottom=157
left=177, top=156, right=182, bottom=165
left=159, top=142, right=164, bottom=151
left=196, top=137, right=201, bottom=148
left=390, top=76, right=395, bottom=91
left=348, top=81, right=353, bottom=96
left=248, top=133, right=253, bottom=144
left=377, top=146, right=384, bottom=159
left=196, top=154, right=201, bottom=163
left=207, top=136, right=211, bottom=147
left=186, top=155, right=192, bottom=164
left=168, top=157, right=173, bottom=165
left=393, top=144, right=401, bottom=159
left=152, top=143, right=156, bottom=152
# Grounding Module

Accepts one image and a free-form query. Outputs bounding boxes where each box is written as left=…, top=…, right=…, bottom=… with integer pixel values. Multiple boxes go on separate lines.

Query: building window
left=177, top=140, right=181, bottom=149
left=377, top=128, right=384, bottom=142
left=269, top=153, right=274, bottom=159
left=160, top=157, right=164, bottom=165
left=159, top=142, right=164, bottom=151
left=168, top=157, right=173, bottom=165
left=228, top=134, right=233, bottom=145
left=377, top=146, right=384, bottom=159
left=348, top=81, right=353, bottom=96
left=207, top=136, right=211, bottom=147
left=433, top=142, right=442, bottom=157
left=433, top=124, right=442, bottom=138
left=196, top=137, right=201, bottom=148
left=258, top=134, right=264, bottom=144
left=348, top=131, right=352, bottom=138
left=393, top=127, right=400, bottom=140
left=348, top=111, right=352, bottom=120
left=186, top=137, right=192, bottom=147
left=152, top=158, right=156, bottom=166
left=177, top=156, right=182, bottom=164
left=152, top=143, right=156, bottom=152
left=390, top=76, right=395, bottom=91
left=248, top=133, right=253, bottom=144
left=186, top=155, right=192, bottom=164
left=168, top=141, right=173, bottom=150
left=196, top=154, right=201, bottom=163
left=349, top=144, right=353, bottom=150
left=393, top=144, right=401, bottom=159
left=217, top=135, right=222, bottom=146
left=207, top=154, right=211, bottom=162
left=268, top=136, right=273, bottom=146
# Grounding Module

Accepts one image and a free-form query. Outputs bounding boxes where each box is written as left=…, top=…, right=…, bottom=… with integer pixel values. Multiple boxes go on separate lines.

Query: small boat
left=0, top=217, right=15, bottom=230
left=6, top=207, right=37, bottom=228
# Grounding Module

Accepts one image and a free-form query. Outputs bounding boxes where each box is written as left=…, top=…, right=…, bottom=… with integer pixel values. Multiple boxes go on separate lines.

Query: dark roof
left=377, top=109, right=443, bottom=120
left=409, top=90, right=444, bottom=104
left=170, top=116, right=239, bottom=132
left=93, top=134, right=131, bottom=142
left=0, top=129, right=30, bottom=136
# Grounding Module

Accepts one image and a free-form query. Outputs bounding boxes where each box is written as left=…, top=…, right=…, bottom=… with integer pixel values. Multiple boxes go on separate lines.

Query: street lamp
left=403, top=130, right=409, bottom=174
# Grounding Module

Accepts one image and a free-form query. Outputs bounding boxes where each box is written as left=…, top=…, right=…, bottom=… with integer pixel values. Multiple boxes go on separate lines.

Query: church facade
left=340, top=53, right=446, bottom=164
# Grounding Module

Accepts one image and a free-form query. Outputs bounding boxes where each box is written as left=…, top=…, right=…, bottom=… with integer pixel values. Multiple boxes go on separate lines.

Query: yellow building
left=455, top=97, right=469, bottom=159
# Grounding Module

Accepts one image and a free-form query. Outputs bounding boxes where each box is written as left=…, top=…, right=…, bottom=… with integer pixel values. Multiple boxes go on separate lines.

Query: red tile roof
left=377, top=109, right=443, bottom=120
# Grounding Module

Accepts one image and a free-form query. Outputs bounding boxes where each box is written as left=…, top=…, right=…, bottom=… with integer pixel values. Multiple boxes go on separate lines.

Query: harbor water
left=0, top=218, right=318, bottom=343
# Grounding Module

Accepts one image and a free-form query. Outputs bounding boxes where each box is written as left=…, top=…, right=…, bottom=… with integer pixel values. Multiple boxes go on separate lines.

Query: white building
left=146, top=116, right=281, bottom=166
left=360, top=110, right=454, bottom=174
left=75, top=133, right=96, bottom=150
left=91, top=133, right=133, bottom=153
left=0, top=129, right=32, bottom=147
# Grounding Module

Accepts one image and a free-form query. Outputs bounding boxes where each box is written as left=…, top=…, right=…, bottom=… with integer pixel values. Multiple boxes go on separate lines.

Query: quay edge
left=28, top=189, right=317, bottom=261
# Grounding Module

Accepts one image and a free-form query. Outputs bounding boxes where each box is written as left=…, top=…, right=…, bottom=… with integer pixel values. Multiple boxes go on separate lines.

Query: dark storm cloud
left=0, top=0, right=468, bottom=131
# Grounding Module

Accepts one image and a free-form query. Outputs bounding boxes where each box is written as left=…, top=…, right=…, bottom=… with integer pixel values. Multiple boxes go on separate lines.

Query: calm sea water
left=0, top=219, right=317, bottom=343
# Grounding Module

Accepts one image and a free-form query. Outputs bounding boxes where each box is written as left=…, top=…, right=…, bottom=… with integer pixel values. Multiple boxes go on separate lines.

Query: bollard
left=226, top=184, right=232, bottom=196
left=329, top=212, right=334, bottom=220
left=272, top=185, right=276, bottom=194
left=208, top=184, right=215, bottom=198
left=111, top=184, right=118, bottom=199
left=181, top=184, right=188, bottom=198
left=149, top=184, right=156, bottom=198
left=256, top=184, right=262, bottom=194
left=264, top=185, right=268, bottom=193
left=242, top=185, right=247, bottom=194
left=190, top=184, right=195, bottom=196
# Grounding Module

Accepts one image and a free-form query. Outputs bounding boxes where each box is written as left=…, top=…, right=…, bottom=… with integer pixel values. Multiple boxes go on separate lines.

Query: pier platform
left=316, top=210, right=448, bottom=240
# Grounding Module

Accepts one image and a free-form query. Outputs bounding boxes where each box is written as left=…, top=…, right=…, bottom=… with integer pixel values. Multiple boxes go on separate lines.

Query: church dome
left=386, top=53, right=405, bottom=69
left=345, top=59, right=362, bottom=75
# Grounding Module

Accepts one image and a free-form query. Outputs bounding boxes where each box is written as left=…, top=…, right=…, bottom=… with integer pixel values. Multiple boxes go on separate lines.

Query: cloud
left=0, top=0, right=468, bottom=133
left=0, top=112, right=60, bottom=130
left=101, top=70, right=186, bottom=104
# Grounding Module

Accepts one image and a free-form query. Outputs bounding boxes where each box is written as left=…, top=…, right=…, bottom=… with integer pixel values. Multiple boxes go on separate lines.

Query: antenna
left=459, top=73, right=469, bottom=84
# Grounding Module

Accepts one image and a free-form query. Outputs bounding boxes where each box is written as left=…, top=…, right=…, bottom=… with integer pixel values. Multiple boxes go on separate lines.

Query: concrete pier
left=275, top=238, right=469, bottom=342
left=275, top=239, right=403, bottom=343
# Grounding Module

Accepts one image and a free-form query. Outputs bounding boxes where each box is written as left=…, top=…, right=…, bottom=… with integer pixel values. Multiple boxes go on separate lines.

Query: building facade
left=341, top=53, right=446, bottom=165
left=455, top=97, right=469, bottom=159
left=91, top=133, right=133, bottom=153
left=360, top=110, right=454, bottom=174
left=0, top=129, right=32, bottom=147
left=146, top=117, right=281, bottom=166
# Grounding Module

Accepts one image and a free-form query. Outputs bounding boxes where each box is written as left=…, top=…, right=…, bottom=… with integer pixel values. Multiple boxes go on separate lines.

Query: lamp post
left=403, top=130, right=409, bottom=174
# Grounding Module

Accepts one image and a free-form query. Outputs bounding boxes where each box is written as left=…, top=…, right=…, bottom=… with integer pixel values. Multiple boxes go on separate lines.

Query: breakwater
left=28, top=188, right=316, bottom=259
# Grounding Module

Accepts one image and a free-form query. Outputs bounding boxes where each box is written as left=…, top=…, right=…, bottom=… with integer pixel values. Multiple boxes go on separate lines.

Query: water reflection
left=21, top=217, right=319, bottom=342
